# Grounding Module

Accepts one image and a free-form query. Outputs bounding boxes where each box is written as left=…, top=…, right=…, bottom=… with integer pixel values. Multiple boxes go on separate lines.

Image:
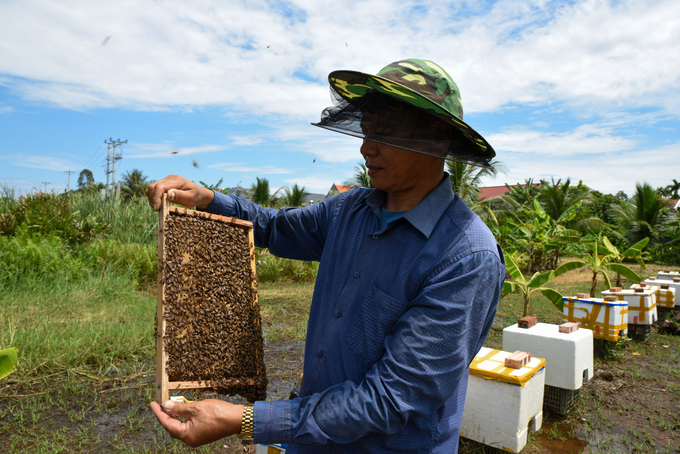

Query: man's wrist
left=238, top=403, right=254, bottom=439
left=195, top=187, right=215, bottom=210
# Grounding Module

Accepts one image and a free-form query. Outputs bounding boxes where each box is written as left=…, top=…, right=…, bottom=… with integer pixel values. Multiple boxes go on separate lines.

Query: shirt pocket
left=347, top=284, right=409, bottom=368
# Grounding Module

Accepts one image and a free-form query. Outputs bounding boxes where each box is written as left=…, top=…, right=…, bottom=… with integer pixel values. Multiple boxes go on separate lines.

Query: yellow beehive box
left=461, top=347, right=546, bottom=453
left=562, top=296, right=628, bottom=341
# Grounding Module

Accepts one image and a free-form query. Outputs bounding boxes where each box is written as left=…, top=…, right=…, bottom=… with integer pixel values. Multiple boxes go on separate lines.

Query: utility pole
left=111, top=139, right=126, bottom=189
left=64, top=170, right=74, bottom=192
left=105, top=138, right=113, bottom=191
left=41, top=181, right=50, bottom=193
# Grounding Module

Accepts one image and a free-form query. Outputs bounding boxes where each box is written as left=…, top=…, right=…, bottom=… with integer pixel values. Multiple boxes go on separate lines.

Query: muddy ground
left=2, top=327, right=679, bottom=453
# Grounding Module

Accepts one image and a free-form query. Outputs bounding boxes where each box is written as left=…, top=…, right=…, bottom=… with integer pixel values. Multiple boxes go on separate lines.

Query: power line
left=64, top=170, right=75, bottom=192
left=41, top=181, right=50, bottom=193
left=104, top=138, right=126, bottom=192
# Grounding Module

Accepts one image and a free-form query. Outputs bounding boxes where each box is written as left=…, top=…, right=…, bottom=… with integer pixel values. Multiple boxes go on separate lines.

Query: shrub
left=256, top=248, right=319, bottom=283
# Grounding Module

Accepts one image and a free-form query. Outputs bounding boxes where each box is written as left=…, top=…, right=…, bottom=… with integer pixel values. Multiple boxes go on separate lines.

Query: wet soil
left=2, top=329, right=678, bottom=453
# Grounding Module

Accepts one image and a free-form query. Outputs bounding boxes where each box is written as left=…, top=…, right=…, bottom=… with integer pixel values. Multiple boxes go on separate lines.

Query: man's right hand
left=145, top=175, right=215, bottom=211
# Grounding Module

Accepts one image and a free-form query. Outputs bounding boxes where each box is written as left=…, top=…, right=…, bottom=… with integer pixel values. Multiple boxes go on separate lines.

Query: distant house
left=478, top=183, right=541, bottom=200
left=327, top=184, right=355, bottom=198
left=663, top=198, right=679, bottom=212
left=225, top=186, right=251, bottom=199
left=301, top=193, right=326, bottom=206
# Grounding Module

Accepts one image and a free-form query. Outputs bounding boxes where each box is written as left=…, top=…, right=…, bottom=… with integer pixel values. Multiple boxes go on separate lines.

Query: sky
left=1, top=0, right=679, bottom=198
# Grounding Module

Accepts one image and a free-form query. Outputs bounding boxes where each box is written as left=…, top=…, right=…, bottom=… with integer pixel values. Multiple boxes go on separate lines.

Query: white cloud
left=2, top=155, right=80, bottom=172
left=488, top=123, right=637, bottom=156
left=497, top=142, right=680, bottom=196
left=1, top=0, right=678, bottom=121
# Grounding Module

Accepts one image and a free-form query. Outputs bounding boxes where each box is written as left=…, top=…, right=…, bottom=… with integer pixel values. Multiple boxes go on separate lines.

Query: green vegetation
left=1, top=172, right=679, bottom=452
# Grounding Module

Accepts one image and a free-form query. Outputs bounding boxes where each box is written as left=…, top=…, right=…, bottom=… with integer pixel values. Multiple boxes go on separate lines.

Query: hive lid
left=469, top=347, right=546, bottom=386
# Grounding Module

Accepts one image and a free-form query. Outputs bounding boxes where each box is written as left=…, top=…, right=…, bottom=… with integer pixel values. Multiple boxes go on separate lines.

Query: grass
left=1, top=255, right=679, bottom=453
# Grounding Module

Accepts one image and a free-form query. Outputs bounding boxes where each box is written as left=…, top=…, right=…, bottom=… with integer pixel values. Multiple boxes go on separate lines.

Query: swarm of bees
left=161, top=209, right=267, bottom=402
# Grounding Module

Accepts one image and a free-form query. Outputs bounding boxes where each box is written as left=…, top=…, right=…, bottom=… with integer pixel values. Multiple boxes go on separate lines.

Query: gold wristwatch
left=238, top=403, right=254, bottom=439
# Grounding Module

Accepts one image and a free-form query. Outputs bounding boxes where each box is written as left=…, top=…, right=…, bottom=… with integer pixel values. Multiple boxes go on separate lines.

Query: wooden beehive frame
left=155, top=194, right=264, bottom=403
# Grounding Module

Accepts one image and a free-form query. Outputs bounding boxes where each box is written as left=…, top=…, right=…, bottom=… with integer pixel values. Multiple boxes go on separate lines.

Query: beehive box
left=562, top=296, right=628, bottom=341
left=658, top=270, right=679, bottom=280
left=156, top=195, right=267, bottom=404
left=603, top=287, right=657, bottom=326
left=503, top=322, right=593, bottom=390
left=460, top=347, right=545, bottom=453
left=651, top=285, right=677, bottom=309
left=645, top=278, right=680, bottom=304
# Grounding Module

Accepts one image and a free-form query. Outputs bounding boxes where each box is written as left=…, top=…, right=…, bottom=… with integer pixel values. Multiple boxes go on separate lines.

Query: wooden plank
left=168, top=379, right=265, bottom=390
left=156, top=194, right=169, bottom=404
left=167, top=205, right=253, bottom=229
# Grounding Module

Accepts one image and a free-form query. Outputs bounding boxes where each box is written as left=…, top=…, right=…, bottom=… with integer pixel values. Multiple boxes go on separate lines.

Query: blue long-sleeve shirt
left=205, top=176, right=505, bottom=453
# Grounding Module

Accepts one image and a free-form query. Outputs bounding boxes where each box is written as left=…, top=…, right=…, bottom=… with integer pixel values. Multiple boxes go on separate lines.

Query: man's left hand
left=150, top=399, right=244, bottom=447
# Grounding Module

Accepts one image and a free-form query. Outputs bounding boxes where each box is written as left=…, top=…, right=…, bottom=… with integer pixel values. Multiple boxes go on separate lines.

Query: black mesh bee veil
left=312, top=88, right=493, bottom=168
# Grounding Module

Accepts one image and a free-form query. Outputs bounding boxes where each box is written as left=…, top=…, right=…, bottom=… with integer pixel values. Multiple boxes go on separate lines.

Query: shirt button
left=336, top=311, right=342, bottom=317
left=372, top=235, right=378, bottom=239
left=354, top=271, right=360, bottom=278
left=318, top=351, right=324, bottom=358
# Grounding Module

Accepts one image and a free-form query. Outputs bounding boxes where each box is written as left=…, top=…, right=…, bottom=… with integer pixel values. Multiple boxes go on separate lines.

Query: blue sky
left=1, top=0, right=679, bottom=197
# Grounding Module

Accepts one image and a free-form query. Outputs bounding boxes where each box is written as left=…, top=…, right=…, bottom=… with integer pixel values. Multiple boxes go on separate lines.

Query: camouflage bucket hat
left=313, top=58, right=495, bottom=167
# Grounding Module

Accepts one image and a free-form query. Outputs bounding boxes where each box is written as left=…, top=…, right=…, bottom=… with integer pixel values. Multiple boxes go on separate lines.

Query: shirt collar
left=365, top=173, right=454, bottom=239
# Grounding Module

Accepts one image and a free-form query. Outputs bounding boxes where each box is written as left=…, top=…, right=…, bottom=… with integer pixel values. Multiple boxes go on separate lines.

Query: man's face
left=360, top=109, right=445, bottom=196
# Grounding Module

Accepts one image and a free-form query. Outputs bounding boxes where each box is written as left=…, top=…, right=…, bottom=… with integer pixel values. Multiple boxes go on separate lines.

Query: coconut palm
left=283, top=184, right=309, bottom=207
left=537, top=178, right=607, bottom=234
left=251, top=177, right=272, bottom=206
left=664, top=179, right=680, bottom=199
left=121, top=169, right=150, bottom=199
left=345, top=162, right=373, bottom=188
left=608, top=182, right=670, bottom=243
left=447, top=160, right=515, bottom=227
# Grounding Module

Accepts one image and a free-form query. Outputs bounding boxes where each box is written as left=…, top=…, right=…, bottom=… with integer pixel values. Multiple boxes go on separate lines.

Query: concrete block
left=559, top=322, right=579, bottom=333
left=505, top=351, right=531, bottom=369
left=518, top=316, right=537, bottom=329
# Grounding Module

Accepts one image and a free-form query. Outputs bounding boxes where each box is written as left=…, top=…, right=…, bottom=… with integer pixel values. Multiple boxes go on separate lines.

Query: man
left=147, top=59, right=505, bottom=453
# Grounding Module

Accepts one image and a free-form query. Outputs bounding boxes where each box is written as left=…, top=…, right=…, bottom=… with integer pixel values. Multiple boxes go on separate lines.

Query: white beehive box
left=603, top=287, right=657, bottom=326
left=658, top=270, right=679, bottom=280
left=649, top=285, right=676, bottom=309
left=460, top=347, right=545, bottom=453
left=502, top=322, right=593, bottom=390
left=562, top=296, right=628, bottom=341
left=645, top=278, right=680, bottom=305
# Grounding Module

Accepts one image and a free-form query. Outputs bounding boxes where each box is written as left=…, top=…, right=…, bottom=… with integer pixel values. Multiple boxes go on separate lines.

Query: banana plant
left=0, top=347, right=18, bottom=380
left=600, top=236, right=649, bottom=287
left=580, top=240, right=643, bottom=296
left=502, top=254, right=584, bottom=316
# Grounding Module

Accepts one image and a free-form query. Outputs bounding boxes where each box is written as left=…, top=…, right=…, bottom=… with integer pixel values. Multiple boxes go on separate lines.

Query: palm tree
left=537, top=178, right=606, bottom=233
left=283, top=184, right=309, bottom=207
left=505, top=178, right=541, bottom=207
left=251, top=177, right=285, bottom=207
left=447, top=160, right=514, bottom=228
left=608, top=182, right=670, bottom=244
left=664, top=179, right=680, bottom=199
left=345, top=162, right=373, bottom=188
left=447, top=160, right=505, bottom=205
left=121, top=169, right=149, bottom=199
